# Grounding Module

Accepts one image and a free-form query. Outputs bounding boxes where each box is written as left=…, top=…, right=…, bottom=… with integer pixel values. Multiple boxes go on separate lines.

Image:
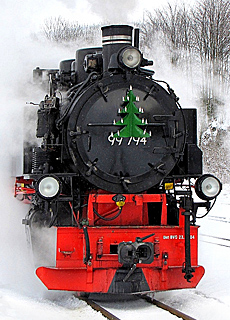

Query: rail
left=79, top=297, right=121, bottom=320
left=200, top=233, right=230, bottom=248
left=79, top=295, right=197, bottom=320
left=141, top=295, right=197, bottom=320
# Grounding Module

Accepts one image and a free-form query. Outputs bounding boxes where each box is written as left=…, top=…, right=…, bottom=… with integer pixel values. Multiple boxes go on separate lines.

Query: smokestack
left=101, top=25, right=133, bottom=71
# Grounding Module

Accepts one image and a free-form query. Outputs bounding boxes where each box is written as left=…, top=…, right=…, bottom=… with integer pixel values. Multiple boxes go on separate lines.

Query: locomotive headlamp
left=119, top=47, right=142, bottom=69
left=37, top=175, right=60, bottom=200
left=195, top=174, right=222, bottom=201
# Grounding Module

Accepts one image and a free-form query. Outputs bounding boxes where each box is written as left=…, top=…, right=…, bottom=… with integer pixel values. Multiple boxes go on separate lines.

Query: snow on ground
left=0, top=289, right=105, bottom=320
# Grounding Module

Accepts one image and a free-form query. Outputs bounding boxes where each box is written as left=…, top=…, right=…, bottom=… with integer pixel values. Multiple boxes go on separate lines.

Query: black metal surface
left=118, top=237, right=154, bottom=265
left=36, top=106, right=59, bottom=138
left=182, top=109, right=197, bottom=144
left=67, top=73, right=185, bottom=193
left=185, top=144, right=203, bottom=175
left=75, top=48, right=102, bottom=83
left=59, top=59, right=75, bottom=87
left=181, top=197, right=195, bottom=282
left=83, top=226, right=91, bottom=264
left=32, top=147, right=53, bottom=174
left=108, top=268, right=150, bottom=293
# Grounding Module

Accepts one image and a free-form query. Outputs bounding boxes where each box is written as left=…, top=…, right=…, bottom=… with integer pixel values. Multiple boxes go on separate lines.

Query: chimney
left=101, top=25, right=133, bottom=71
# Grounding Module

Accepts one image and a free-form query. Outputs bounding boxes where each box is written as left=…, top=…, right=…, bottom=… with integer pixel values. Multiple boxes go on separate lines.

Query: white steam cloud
left=0, top=2, right=80, bottom=297
left=57, top=0, right=77, bottom=9
left=87, top=0, right=140, bottom=24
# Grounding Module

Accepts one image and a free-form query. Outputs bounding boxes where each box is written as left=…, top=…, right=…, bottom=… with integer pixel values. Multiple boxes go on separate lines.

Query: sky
left=0, top=0, right=196, bottom=36
left=0, top=0, right=198, bottom=74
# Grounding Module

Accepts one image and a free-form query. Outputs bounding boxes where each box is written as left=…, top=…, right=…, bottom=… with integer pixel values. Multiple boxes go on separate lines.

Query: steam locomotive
left=15, top=25, right=222, bottom=294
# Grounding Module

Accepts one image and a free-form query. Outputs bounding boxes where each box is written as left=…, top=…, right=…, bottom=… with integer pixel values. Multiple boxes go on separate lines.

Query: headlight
left=37, top=175, right=60, bottom=200
left=119, top=46, right=142, bottom=69
left=195, top=174, right=222, bottom=200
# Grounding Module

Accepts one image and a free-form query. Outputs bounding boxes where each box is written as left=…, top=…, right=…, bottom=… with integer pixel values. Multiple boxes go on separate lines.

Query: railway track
left=208, top=215, right=230, bottom=224
left=200, top=233, right=230, bottom=248
left=79, top=297, right=121, bottom=320
left=141, top=295, right=196, bottom=320
left=79, top=295, right=197, bottom=320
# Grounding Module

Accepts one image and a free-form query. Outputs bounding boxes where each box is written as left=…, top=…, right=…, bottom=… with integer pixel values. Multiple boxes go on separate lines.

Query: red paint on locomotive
left=36, top=192, right=204, bottom=293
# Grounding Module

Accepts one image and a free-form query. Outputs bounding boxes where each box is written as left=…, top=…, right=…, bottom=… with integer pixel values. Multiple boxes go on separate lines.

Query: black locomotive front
left=29, top=25, right=205, bottom=196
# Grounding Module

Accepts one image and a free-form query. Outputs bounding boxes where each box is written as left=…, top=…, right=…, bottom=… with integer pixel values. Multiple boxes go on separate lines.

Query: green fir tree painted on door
left=113, top=88, right=150, bottom=138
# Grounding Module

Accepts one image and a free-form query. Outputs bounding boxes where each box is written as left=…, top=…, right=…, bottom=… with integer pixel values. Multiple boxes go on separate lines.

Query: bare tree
left=136, top=12, right=161, bottom=50
left=143, top=0, right=230, bottom=119
left=145, top=3, right=193, bottom=66
left=42, top=16, right=100, bottom=45
left=191, top=0, right=230, bottom=119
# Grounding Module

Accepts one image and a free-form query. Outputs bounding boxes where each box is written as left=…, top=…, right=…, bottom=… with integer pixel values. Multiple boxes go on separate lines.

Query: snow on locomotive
left=15, top=25, right=222, bottom=294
